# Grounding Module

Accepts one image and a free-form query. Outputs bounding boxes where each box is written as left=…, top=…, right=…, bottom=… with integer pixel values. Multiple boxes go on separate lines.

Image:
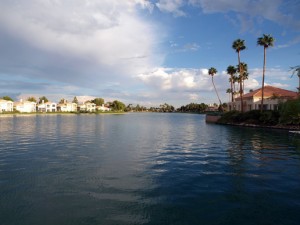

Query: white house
left=0, top=99, right=14, bottom=112
left=57, top=102, right=77, bottom=112
left=14, top=100, right=36, bottom=113
left=228, top=86, right=298, bottom=112
left=86, top=102, right=96, bottom=112
left=78, top=102, right=96, bottom=112
left=97, top=104, right=111, bottom=112
left=37, top=101, right=57, bottom=112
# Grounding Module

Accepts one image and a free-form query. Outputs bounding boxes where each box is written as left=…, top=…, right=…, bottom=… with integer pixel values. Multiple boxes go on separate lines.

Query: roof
left=57, top=102, right=77, bottom=106
left=14, top=101, right=36, bottom=106
left=236, top=85, right=298, bottom=100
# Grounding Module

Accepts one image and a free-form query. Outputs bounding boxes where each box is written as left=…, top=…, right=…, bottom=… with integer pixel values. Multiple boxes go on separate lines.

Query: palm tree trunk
left=230, top=76, right=234, bottom=102
left=238, top=52, right=244, bottom=112
left=212, top=77, right=222, bottom=106
left=298, top=74, right=300, bottom=94
left=260, top=47, right=266, bottom=111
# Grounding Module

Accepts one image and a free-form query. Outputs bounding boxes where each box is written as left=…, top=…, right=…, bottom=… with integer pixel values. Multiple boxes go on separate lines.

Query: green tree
left=232, top=39, right=246, bottom=112
left=2, top=96, right=14, bottom=101
left=208, top=67, right=222, bottom=109
left=111, top=100, right=126, bottom=111
left=92, top=98, right=104, bottom=106
left=72, top=96, right=78, bottom=104
left=257, top=34, right=275, bottom=111
left=39, top=96, right=49, bottom=104
left=27, top=97, right=37, bottom=102
left=279, top=98, right=300, bottom=125
left=226, top=65, right=237, bottom=102
left=237, top=62, right=248, bottom=92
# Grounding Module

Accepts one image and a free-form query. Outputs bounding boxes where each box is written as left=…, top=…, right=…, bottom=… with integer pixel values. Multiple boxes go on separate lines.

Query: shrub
left=279, top=98, right=300, bottom=125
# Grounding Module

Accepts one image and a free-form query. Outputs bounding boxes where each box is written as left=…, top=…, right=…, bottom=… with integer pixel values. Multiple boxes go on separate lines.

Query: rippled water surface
left=1, top=113, right=300, bottom=225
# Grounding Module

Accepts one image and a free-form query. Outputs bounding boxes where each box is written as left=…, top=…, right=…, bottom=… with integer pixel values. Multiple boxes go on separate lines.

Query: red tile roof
left=236, top=85, right=298, bottom=100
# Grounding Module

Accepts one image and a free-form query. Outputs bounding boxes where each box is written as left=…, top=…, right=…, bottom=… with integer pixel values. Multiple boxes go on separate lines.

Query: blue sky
left=0, top=0, right=299, bottom=107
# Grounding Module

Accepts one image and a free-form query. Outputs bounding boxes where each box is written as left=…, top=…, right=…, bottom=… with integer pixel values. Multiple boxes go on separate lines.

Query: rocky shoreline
left=205, top=114, right=300, bottom=131
left=217, top=122, right=300, bottom=131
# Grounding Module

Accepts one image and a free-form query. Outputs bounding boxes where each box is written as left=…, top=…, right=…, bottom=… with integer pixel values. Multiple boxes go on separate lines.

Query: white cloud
left=0, top=0, right=163, bottom=88
left=138, top=67, right=212, bottom=91
left=156, top=0, right=186, bottom=17
left=189, top=93, right=200, bottom=101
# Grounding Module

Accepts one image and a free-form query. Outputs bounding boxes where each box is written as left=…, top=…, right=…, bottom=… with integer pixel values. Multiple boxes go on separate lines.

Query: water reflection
left=0, top=114, right=300, bottom=225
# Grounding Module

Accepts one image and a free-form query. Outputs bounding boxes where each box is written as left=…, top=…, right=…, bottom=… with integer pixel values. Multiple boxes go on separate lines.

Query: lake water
left=1, top=113, right=300, bottom=225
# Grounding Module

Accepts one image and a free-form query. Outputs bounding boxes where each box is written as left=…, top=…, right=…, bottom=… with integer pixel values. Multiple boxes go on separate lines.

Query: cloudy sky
left=0, top=0, right=299, bottom=107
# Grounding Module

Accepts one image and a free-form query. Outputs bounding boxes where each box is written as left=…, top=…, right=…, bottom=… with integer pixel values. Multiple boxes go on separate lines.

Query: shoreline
left=0, top=112, right=126, bottom=117
left=205, top=114, right=300, bottom=131
left=216, top=122, right=300, bottom=131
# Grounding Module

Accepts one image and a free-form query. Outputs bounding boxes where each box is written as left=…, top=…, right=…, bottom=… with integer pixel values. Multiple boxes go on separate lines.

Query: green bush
left=218, top=110, right=280, bottom=125
left=279, top=98, right=300, bottom=125
left=259, top=110, right=280, bottom=125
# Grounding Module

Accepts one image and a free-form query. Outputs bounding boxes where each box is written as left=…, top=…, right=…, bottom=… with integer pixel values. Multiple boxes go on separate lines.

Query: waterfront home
left=78, top=102, right=96, bottom=112
left=57, top=102, right=77, bottom=112
left=206, top=104, right=219, bottom=112
left=14, top=100, right=36, bottom=113
left=97, top=104, right=111, bottom=112
left=37, top=101, right=57, bottom=112
left=0, top=99, right=14, bottom=112
left=86, top=102, right=96, bottom=112
left=228, top=86, right=298, bottom=111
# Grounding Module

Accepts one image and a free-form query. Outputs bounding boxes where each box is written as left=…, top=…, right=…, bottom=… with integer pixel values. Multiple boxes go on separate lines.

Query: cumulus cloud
left=156, top=0, right=186, bottom=17
left=0, top=0, right=163, bottom=90
left=136, top=67, right=268, bottom=105
left=138, top=67, right=213, bottom=92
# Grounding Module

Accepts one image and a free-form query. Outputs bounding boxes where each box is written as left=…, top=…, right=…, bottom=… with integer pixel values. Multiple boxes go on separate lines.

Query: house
left=78, top=102, right=96, bottom=112
left=228, top=86, right=298, bottom=112
left=14, top=100, right=36, bottom=113
left=37, top=101, right=57, bottom=112
left=0, top=99, right=14, bottom=112
left=57, top=102, right=77, bottom=112
left=206, top=104, right=219, bottom=112
left=97, top=104, right=111, bottom=112
left=85, top=102, right=96, bottom=112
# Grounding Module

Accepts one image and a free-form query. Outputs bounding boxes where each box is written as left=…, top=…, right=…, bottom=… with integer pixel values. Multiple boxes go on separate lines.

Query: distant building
left=97, top=104, right=111, bottom=112
left=206, top=104, right=219, bottom=112
left=37, top=101, right=57, bottom=112
left=78, top=102, right=96, bottom=112
left=0, top=99, right=14, bottom=112
left=85, top=102, right=96, bottom=112
left=57, top=102, right=77, bottom=112
left=14, top=100, right=36, bottom=113
left=228, top=86, right=298, bottom=111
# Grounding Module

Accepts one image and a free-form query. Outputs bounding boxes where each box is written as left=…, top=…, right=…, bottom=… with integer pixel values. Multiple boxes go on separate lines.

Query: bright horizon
left=0, top=0, right=299, bottom=108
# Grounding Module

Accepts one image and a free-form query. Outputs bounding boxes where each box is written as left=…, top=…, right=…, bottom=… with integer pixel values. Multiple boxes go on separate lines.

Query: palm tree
left=257, top=34, right=275, bottom=111
left=226, top=65, right=237, bottom=102
left=232, top=39, right=246, bottom=112
left=237, top=62, right=248, bottom=91
left=208, top=67, right=222, bottom=109
left=290, top=65, right=300, bottom=94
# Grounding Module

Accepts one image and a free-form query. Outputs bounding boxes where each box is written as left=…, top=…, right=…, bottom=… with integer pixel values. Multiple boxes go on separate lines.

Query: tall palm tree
left=232, top=39, right=246, bottom=112
left=226, top=65, right=237, bottom=102
left=290, top=65, right=300, bottom=94
left=237, top=62, right=248, bottom=91
left=208, top=67, right=222, bottom=108
left=257, top=34, right=275, bottom=111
